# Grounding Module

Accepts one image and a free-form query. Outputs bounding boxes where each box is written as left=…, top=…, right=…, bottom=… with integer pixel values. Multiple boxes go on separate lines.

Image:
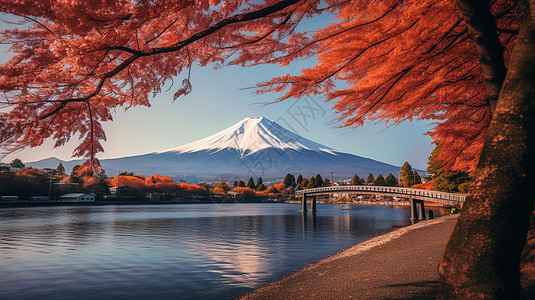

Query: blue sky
left=1, top=60, right=435, bottom=170
left=0, top=14, right=435, bottom=171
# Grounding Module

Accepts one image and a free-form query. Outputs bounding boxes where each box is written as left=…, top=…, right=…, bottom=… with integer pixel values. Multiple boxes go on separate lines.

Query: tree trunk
left=438, top=1, right=535, bottom=298
left=456, top=0, right=507, bottom=114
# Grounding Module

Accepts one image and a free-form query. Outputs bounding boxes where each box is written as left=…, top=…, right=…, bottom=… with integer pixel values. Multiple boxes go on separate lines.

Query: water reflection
left=0, top=204, right=449, bottom=299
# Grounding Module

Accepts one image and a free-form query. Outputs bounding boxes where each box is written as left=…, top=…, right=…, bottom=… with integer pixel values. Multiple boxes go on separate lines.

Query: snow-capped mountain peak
left=162, top=117, right=337, bottom=156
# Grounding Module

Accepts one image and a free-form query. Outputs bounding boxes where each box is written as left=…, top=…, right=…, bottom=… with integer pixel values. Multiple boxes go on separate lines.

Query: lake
left=0, top=203, right=448, bottom=299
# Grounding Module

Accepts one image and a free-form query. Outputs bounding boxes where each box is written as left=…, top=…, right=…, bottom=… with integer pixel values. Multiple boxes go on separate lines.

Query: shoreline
left=241, top=214, right=459, bottom=299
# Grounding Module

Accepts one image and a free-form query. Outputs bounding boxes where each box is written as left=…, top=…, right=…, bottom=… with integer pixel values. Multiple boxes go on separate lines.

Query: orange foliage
left=411, top=181, right=434, bottom=190
left=0, top=0, right=304, bottom=173
left=230, top=187, right=256, bottom=198
left=215, top=182, right=231, bottom=192
left=110, top=175, right=146, bottom=190
left=176, top=182, right=206, bottom=194
left=273, top=183, right=286, bottom=192
left=81, top=176, right=98, bottom=188
left=212, top=187, right=226, bottom=195
left=0, top=0, right=517, bottom=173
left=254, top=0, right=517, bottom=172
left=109, top=173, right=205, bottom=194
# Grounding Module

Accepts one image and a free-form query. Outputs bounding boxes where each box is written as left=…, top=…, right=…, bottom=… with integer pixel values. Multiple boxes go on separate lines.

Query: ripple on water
left=0, top=203, right=450, bottom=299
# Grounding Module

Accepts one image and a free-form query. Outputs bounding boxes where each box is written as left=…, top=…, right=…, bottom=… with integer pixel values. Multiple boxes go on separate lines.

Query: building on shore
left=59, top=193, right=95, bottom=202
left=146, top=192, right=161, bottom=201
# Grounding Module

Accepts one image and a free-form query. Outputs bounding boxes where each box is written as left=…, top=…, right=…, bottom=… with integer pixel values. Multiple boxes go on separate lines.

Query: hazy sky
left=0, top=14, right=435, bottom=171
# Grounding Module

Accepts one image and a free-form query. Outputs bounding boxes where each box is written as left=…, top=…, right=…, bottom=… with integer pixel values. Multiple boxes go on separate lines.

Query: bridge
left=295, top=185, right=466, bottom=223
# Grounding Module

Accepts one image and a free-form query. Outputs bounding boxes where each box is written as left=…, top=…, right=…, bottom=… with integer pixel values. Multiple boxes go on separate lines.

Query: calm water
left=0, top=203, right=446, bottom=299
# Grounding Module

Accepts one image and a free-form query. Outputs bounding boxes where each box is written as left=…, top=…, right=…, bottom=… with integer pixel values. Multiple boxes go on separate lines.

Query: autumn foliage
left=0, top=0, right=303, bottom=174
left=273, top=183, right=286, bottom=192
left=411, top=181, right=434, bottom=191
left=0, top=169, right=49, bottom=197
left=0, top=0, right=517, bottom=174
left=108, top=173, right=205, bottom=194
left=229, top=187, right=256, bottom=199
left=253, top=0, right=518, bottom=171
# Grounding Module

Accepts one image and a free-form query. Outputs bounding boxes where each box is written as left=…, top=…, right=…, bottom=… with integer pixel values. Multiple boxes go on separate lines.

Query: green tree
left=427, top=143, right=471, bottom=192
left=427, top=143, right=443, bottom=175
left=56, top=162, right=65, bottom=175
left=433, top=171, right=471, bottom=193
left=233, top=181, right=238, bottom=188
left=119, top=171, right=134, bottom=176
left=283, top=173, right=295, bottom=187
left=247, top=177, right=255, bottom=189
left=366, top=173, right=375, bottom=184
left=400, top=162, right=414, bottom=187
left=238, top=180, right=245, bottom=188
left=374, top=174, right=386, bottom=186
left=306, top=177, right=317, bottom=189
left=301, top=179, right=309, bottom=188
left=9, top=158, right=24, bottom=168
left=458, top=181, right=471, bottom=193
left=296, top=174, right=303, bottom=184
left=385, top=173, right=398, bottom=186
left=315, top=174, right=324, bottom=187
left=256, top=183, right=266, bottom=191
left=351, top=174, right=362, bottom=185
left=257, top=177, right=263, bottom=187
left=71, top=165, right=81, bottom=183
left=324, top=178, right=331, bottom=186
left=413, top=171, right=422, bottom=185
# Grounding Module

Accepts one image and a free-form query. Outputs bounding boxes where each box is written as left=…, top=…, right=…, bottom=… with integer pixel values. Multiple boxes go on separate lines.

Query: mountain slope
left=28, top=117, right=402, bottom=179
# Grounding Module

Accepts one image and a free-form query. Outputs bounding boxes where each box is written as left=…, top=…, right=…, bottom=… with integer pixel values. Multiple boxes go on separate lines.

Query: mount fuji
left=28, top=117, right=401, bottom=179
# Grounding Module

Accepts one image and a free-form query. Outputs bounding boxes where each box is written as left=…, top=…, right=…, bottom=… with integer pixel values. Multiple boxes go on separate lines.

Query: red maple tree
left=1, top=1, right=535, bottom=298
left=0, top=0, right=305, bottom=174
left=0, top=0, right=517, bottom=173
left=253, top=0, right=517, bottom=172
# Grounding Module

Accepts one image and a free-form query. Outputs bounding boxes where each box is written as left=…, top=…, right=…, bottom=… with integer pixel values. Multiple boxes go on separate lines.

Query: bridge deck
left=295, top=185, right=465, bottom=206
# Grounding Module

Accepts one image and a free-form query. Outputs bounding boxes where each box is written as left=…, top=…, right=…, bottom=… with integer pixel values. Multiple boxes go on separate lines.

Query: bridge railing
left=295, top=185, right=466, bottom=203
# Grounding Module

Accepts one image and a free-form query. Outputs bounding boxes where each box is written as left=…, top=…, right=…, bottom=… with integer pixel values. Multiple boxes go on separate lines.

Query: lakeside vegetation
left=1, top=155, right=471, bottom=204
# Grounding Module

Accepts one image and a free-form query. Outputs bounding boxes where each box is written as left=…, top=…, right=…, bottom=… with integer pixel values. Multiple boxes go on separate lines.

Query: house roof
left=60, top=193, right=95, bottom=198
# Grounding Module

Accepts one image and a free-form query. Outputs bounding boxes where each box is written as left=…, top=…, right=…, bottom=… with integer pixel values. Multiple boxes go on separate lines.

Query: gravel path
left=241, top=214, right=459, bottom=300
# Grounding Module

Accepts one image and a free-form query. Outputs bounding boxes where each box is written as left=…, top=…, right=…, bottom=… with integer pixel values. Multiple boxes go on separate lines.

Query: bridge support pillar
left=418, top=201, right=426, bottom=221
left=302, top=195, right=308, bottom=212
left=410, top=198, right=426, bottom=224
left=311, top=196, right=317, bottom=213
left=410, top=197, right=419, bottom=224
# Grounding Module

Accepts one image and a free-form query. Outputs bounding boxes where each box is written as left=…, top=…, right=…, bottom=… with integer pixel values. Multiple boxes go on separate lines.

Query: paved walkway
left=241, top=215, right=459, bottom=300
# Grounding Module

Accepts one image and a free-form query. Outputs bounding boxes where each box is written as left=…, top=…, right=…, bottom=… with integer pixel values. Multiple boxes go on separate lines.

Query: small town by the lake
left=1, top=1, right=534, bottom=299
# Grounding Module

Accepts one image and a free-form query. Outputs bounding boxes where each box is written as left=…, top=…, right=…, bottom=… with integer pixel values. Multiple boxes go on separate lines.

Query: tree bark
left=438, top=0, right=535, bottom=298
left=456, top=0, right=508, bottom=114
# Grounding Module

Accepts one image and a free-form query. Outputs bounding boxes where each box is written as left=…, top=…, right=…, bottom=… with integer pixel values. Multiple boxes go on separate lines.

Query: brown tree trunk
left=438, top=0, right=535, bottom=298
left=456, top=0, right=507, bottom=114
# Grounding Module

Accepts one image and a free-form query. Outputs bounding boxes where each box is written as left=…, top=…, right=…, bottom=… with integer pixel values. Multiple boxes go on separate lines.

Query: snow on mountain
left=27, top=117, right=402, bottom=179
left=161, top=117, right=338, bottom=156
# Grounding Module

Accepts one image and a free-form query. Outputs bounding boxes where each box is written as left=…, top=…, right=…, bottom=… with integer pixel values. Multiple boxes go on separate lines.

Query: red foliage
left=411, top=181, right=434, bottom=190
left=0, top=0, right=304, bottom=173
left=254, top=0, right=517, bottom=171
left=212, top=187, right=226, bottom=195
left=0, top=0, right=517, bottom=173
left=273, top=183, right=286, bottom=192
left=109, top=173, right=205, bottom=194
left=230, top=187, right=256, bottom=198
left=110, top=175, right=146, bottom=190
